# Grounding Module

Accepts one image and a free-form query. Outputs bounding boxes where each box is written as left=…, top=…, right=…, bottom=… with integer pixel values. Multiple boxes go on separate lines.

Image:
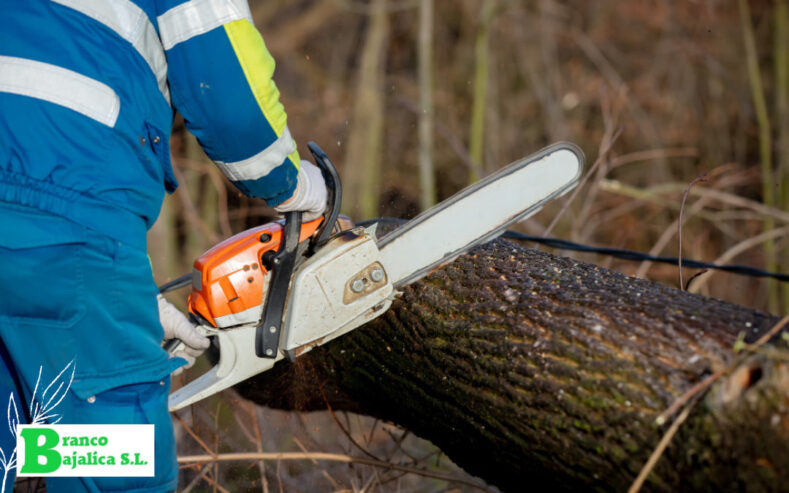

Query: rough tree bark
left=235, top=236, right=788, bottom=492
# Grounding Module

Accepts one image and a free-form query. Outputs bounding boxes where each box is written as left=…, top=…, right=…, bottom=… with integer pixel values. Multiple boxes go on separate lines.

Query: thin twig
left=175, top=157, right=232, bottom=237
left=292, top=436, right=341, bottom=490
left=204, top=165, right=233, bottom=238
left=182, top=463, right=213, bottom=493
left=395, top=94, right=475, bottom=171
left=656, top=314, right=789, bottom=426
left=568, top=28, right=662, bottom=162
left=543, top=126, right=622, bottom=237
left=738, top=344, right=789, bottom=362
left=213, top=401, right=220, bottom=493
left=633, top=169, right=754, bottom=278
left=170, top=162, right=220, bottom=244
left=174, top=414, right=216, bottom=457
left=599, top=179, right=789, bottom=224
left=365, top=419, right=380, bottom=448
left=689, top=226, right=789, bottom=293
left=383, top=428, right=410, bottom=462
left=177, top=452, right=493, bottom=492
left=173, top=166, right=219, bottom=243
left=678, top=173, right=709, bottom=289
left=628, top=402, right=694, bottom=493
left=199, top=468, right=232, bottom=493
left=321, top=387, right=382, bottom=461
left=684, top=269, right=708, bottom=291
left=571, top=84, right=629, bottom=246
left=330, top=0, right=418, bottom=15
left=381, top=430, right=430, bottom=464
left=276, top=457, right=283, bottom=493
left=654, top=369, right=725, bottom=426
left=225, top=394, right=257, bottom=445
left=251, top=404, right=269, bottom=493
left=608, top=147, right=699, bottom=171
left=360, top=470, right=380, bottom=492
left=753, top=313, right=789, bottom=346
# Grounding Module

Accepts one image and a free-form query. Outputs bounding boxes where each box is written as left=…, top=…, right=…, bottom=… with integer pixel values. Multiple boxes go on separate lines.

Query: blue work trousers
left=0, top=203, right=179, bottom=492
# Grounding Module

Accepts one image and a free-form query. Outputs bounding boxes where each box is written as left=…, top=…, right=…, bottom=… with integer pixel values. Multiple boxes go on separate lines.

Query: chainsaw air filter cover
left=187, top=219, right=323, bottom=329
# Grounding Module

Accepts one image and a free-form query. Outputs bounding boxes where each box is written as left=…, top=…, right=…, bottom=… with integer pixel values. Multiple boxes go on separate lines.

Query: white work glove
left=158, top=294, right=210, bottom=375
left=274, top=160, right=328, bottom=222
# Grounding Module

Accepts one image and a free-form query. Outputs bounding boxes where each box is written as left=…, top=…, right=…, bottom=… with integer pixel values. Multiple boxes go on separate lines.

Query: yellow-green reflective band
left=223, top=19, right=282, bottom=133
left=215, top=126, right=296, bottom=182
left=223, top=18, right=299, bottom=168
left=52, top=0, right=170, bottom=105
left=0, top=56, right=120, bottom=127
left=158, top=0, right=251, bottom=51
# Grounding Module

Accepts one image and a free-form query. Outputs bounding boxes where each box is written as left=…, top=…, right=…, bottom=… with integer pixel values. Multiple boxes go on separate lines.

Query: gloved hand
left=274, top=160, right=328, bottom=222
left=158, top=294, right=210, bottom=375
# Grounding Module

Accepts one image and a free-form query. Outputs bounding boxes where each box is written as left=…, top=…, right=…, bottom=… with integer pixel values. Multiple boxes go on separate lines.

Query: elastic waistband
left=0, top=170, right=147, bottom=251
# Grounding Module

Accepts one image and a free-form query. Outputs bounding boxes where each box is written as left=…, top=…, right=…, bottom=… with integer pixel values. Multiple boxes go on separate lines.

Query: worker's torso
left=0, top=0, right=177, bottom=246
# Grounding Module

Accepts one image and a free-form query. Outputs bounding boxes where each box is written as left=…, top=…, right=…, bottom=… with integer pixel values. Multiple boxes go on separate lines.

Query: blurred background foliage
left=148, top=1, right=789, bottom=490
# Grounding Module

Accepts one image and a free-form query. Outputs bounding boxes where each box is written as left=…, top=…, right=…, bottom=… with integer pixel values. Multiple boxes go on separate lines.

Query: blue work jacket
left=0, top=0, right=301, bottom=396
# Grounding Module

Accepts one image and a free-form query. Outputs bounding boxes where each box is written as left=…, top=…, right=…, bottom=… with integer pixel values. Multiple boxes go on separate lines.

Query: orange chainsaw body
left=187, top=218, right=323, bottom=328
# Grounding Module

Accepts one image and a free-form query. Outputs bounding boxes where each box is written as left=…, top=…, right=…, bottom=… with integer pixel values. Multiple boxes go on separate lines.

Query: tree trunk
left=235, top=236, right=788, bottom=492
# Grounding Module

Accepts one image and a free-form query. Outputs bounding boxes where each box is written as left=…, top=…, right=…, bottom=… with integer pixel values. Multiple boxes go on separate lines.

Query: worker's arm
left=156, top=0, right=321, bottom=210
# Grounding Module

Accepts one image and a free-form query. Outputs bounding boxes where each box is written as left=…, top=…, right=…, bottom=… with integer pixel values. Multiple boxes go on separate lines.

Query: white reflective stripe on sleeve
left=158, top=0, right=249, bottom=51
left=51, top=0, right=170, bottom=104
left=0, top=56, right=120, bottom=127
left=215, top=127, right=296, bottom=182
left=228, top=0, right=253, bottom=22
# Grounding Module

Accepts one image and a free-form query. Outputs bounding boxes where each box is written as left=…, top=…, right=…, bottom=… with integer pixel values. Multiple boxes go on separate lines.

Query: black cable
left=157, top=218, right=788, bottom=291
left=158, top=274, right=191, bottom=293
left=357, top=217, right=789, bottom=283
left=500, top=231, right=789, bottom=283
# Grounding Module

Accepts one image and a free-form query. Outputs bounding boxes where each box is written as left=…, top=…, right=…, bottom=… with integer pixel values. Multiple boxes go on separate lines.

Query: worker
left=0, top=1, right=327, bottom=491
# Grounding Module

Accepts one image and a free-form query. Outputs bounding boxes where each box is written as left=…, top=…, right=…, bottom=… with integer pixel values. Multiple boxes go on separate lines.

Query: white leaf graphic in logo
left=0, top=360, right=75, bottom=493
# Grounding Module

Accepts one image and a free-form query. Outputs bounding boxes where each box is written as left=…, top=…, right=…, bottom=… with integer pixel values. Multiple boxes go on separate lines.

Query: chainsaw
left=166, top=142, right=584, bottom=411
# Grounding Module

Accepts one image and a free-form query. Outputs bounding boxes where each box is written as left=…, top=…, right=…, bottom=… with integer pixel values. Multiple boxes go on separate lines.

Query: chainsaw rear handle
left=307, top=141, right=342, bottom=252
